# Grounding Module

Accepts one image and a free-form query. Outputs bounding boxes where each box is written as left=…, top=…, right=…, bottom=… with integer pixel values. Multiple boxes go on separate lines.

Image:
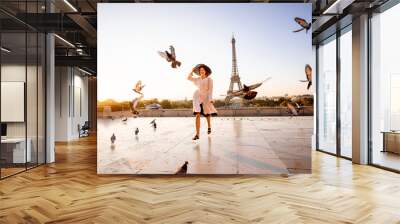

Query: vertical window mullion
left=36, top=0, right=39, bottom=167
left=336, top=30, right=341, bottom=157
left=316, top=45, right=320, bottom=150
left=25, top=0, right=28, bottom=171
left=367, top=11, right=373, bottom=165
left=0, top=23, right=2, bottom=179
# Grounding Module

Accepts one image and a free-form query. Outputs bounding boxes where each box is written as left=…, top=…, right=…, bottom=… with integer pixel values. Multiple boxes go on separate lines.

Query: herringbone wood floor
left=1, top=136, right=400, bottom=224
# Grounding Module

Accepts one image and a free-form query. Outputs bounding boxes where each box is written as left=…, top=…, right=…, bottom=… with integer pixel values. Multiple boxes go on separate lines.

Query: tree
left=160, top=99, right=172, bottom=109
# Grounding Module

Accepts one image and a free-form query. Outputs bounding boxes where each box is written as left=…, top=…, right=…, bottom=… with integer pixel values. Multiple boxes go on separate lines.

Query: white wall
left=1, top=65, right=38, bottom=138
left=55, top=67, right=89, bottom=141
left=55, top=66, right=70, bottom=141
left=1, top=63, right=46, bottom=164
left=1, top=65, right=26, bottom=142
left=72, top=73, right=89, bottom=138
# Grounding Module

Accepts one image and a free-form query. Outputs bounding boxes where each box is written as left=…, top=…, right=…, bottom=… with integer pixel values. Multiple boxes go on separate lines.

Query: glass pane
left=318, top=36, right=337, bottom=154
left=1, top=32, right=27, bottom=177
left=371, top=4, right=400, bottom=171
left=340, top=29, right=352, bottom=158
left=27, top=31, right=38, bottom=169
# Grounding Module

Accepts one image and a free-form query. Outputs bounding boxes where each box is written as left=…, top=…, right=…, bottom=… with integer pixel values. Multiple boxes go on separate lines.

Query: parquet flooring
left=0, top=135, right=400, bottom=223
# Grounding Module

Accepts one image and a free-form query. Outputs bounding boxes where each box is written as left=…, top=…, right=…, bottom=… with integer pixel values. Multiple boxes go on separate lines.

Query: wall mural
left=97, top=3, right=313, bottom=175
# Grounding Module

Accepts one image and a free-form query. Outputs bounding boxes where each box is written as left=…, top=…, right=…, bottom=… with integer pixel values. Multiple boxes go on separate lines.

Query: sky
left=97, top=3, right=312, bottom=101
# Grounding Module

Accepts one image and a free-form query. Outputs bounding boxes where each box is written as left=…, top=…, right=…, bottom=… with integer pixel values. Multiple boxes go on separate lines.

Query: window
left=317, top=35, right=337, bottom=154
left=339, top=28, right=352, bottom=158
left=370, top=3, right=400, bottom=171
left=0, top=2, right=46, bottom=179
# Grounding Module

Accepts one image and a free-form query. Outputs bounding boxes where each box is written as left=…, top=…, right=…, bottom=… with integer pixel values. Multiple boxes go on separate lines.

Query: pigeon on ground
left=293, top=17, right=311, bottom=33
left=135, top=128, right=139, bottom=136
left=158, top=45, right=181, bottom=68
left=150, top=119, right=157, bottom=129
left=299, top=64, right=312, bottom=90
left=175, top=161, right=188, bottom=175
left=111, top=133, right=116, bottom=144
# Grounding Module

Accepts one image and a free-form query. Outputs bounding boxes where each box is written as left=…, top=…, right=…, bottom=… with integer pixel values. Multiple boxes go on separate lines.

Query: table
left=381, top=131, right=400, bottom=154
left=1, top=138, right=31, bottom=163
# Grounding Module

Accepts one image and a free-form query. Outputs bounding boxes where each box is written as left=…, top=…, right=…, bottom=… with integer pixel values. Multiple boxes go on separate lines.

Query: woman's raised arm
left=187, top=68, right=196, bottom=81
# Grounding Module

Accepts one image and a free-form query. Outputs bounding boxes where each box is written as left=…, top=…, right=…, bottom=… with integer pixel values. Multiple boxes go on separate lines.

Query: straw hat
left=193, top=64, right=212, bottom=76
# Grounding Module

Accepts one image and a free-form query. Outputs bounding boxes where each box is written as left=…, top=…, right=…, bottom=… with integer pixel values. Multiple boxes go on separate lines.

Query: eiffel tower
left=225, top=35, right=243, bottom=105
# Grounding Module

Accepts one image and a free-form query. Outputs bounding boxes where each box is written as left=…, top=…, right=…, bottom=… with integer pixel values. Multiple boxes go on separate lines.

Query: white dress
left=189, top=76, right=217, bottom=115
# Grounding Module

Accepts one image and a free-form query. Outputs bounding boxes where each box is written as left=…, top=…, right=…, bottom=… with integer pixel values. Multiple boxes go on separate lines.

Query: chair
left=79, top=121, right=90, bottom=138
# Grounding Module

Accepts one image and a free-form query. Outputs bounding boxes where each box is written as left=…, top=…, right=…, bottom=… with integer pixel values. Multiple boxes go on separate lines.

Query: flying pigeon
left=293, top=17, right=311, bottom=33
left=158, top=45, right=181, bottom=68
left=135, top=128, right=139, bottom=136
left=242, top=77, right=271, bottom=93
left=243, top=91, right=258, bottom=100
left=122, top=117, right=128, bottom=122
left=110, top=133, right=116, bottom=144
left=175, top=161, right=188, bottom=175
left=287, top=102, right=299, bottom=117
left=131, top=94, right=143, bottom=115
left=243, top=84, right=250, bottom=92
left=299, top=64, right=313, bottom=90
left=131, top=98, right=139, bottom=115
left=133, top=80, right=145, bottom=95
